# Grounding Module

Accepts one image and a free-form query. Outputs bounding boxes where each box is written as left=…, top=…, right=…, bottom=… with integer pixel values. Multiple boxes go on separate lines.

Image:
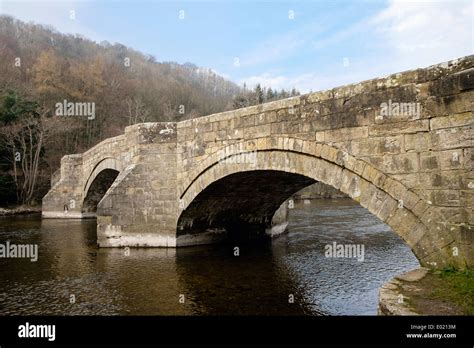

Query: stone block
left=371, top=153, right=419, bottom=174
left=429, top=190, right=461, bottom=207
left=418, top=171, right=464, bottom=189
left=424, top=90, right=474, bottom=117
left=420, top=150, right=464, bottom=171
left=322, top=126, right=369, bottom=142
left=391, top=173, right=419, bottom=188
left=404, top=132, right=430, bottom=152
left=428, top=126, right=473, bottom=151
left=430, top=112, right=474, bottom=130
left=369, top=120, right=429, bottom=136
left=351, top=136, right=402, bottom=156
left=463, top=148, right=474, bottom=170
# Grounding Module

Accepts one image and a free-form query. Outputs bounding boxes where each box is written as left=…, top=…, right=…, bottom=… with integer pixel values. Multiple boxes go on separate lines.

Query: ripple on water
left=0, top=199, right=419, bottom=315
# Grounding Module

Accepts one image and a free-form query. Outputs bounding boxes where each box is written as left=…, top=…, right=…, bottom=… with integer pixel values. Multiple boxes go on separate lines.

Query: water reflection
left=0, top=199, right=419, bottom=315
left=278, top=199, right=420, bottom=315
left=175, top=242, right=315, bottom=315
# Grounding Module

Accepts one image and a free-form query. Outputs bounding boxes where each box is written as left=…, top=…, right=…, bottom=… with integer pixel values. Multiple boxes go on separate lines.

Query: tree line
left=232, top=83, right=300, bottom=109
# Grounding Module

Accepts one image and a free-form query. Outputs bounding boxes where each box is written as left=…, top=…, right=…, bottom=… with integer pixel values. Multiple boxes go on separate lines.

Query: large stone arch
left=178, top=137, right=453, bottom=267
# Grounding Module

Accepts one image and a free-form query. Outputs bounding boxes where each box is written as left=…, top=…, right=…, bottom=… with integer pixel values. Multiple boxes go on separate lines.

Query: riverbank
left=0, top=205, right=42, bottom=216
left=379, top=267, right=474, bottom=315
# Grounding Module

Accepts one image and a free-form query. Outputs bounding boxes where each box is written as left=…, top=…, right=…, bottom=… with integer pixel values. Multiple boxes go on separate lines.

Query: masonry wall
left=177, top=57, right=473, bottom=206
left=175, top=56, right=473, bottom=267
left=42, top=133, right=129, bottom=218
left=97, top=123, right=179, bottom=247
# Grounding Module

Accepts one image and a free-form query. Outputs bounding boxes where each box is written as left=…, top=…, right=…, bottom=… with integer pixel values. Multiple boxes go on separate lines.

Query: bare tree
left=0, top=106, right=67, bottom=204
left=125, top=96, right=150, bottom=125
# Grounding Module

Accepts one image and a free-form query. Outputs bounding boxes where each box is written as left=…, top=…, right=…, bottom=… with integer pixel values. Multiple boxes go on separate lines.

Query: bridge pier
left=265, top=200, right=290, bottom=238
left=175, top=199, right=292, bottom=246
left=96, top=123, right=180, bottom=247
left=42, top=154, right=85, bottom=218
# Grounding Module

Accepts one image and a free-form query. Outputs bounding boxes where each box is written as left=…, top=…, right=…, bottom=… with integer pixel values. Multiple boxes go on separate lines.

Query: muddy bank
left=0, top=206, right=42, bottom=216
left=379, top=267, right=473, bottom=315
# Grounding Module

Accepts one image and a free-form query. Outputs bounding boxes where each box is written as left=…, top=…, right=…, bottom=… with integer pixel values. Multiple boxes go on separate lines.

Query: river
left=0, top=198, right=419, bottom=315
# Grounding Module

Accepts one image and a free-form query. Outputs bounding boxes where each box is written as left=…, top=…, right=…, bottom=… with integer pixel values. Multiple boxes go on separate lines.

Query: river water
left=0, top=199, right=419, bottom=316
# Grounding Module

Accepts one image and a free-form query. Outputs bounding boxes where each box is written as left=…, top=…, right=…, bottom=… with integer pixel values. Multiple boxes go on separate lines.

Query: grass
left=405, top=266, right=474, bottom=315
left=431, top=267, right=474, bottom=315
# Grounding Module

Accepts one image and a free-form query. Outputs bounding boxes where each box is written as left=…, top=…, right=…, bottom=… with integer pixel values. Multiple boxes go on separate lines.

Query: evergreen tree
left=266, top=87, right=274, bottom=101
left=255, top=84, right=264, bottom=104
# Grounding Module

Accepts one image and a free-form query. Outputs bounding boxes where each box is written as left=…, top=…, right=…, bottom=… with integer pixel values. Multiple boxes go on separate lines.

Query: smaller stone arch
left=82, top=158, right=124, bottom=215
left=83, top=157, right=124, bottom=197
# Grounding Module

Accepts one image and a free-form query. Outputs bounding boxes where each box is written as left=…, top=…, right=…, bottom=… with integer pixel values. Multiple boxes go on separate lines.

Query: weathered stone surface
left=424, top=90, right=474, bottom=116
left=364, top=153, right=419, bottom=174
left=418, top=171, right=465, bottom=189
left=420, top=150, right=464, bottom=171
left=428, top=125, right=473, bottom=150
left=320, top=126, right=368, bottom=142
left=404, top=132, right=430, bottom=152
left=428, top=190, right=461, bottom=207
left=42, top=55, right=474, bottom=269
left=464, top=148, right=474, bottom=170
left=430, top=112, right=474, bottom=130
left=391, top=173, right=419, bottom=188
left=378, top=267, right=430, bottom=315
left=351, top=136, right=402, bottom=156
left=369, top=120, right=429, bottom=136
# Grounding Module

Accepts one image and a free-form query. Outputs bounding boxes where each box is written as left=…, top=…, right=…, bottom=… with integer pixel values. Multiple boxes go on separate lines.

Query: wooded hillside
left=0, top=16, right=298, bottom=206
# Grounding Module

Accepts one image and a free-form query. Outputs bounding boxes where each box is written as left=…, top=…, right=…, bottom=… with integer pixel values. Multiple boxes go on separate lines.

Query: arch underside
left=83, top=157, right=124, bottom=197
left=178, top=141, right=456, bottom=266
left=82, top=168, right=120, bottom=214
left=178, top=170, right=315, bottom=239
left=81, top=157, right=124, bottom=215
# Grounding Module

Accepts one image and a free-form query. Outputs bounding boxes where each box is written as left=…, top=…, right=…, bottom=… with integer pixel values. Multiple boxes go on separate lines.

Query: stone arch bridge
left=43, top=56, right=474, bottom=269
